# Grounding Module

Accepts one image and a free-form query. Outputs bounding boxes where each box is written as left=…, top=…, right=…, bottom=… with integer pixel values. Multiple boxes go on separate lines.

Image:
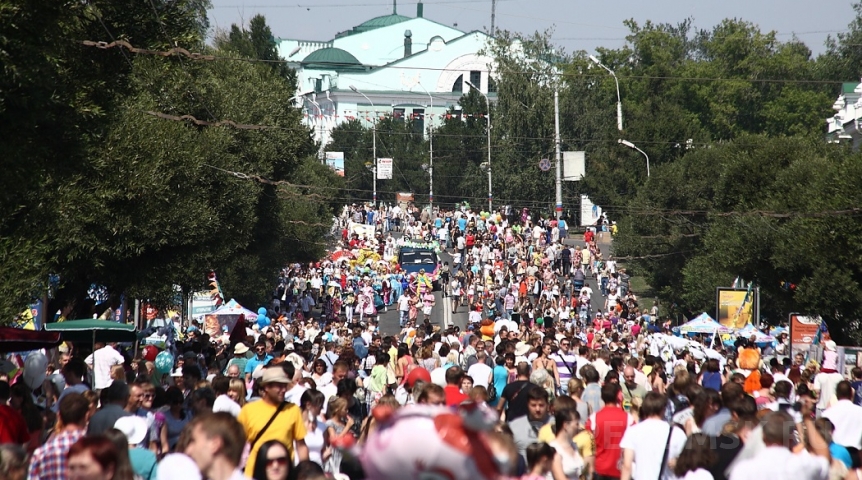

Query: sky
left=206, top=0, right=857, bottom=57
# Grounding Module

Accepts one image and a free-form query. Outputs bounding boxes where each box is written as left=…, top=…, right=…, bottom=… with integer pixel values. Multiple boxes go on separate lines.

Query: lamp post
left=464, top=79, right=492, bottom=212
left=308, top=94, right=323, bottom=161
left=554, top=88, right=562, bottom=220
left=350, top=86, right=377, bottom=205
left=589, top=54, right=623, bottom=132
left=416, top=83, right=434, bottom=212
left=618, top=139, right=649, bottom=177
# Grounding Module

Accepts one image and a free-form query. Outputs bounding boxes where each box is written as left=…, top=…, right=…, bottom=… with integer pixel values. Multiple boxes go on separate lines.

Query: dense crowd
left=1, top=203, right=861, bottom=480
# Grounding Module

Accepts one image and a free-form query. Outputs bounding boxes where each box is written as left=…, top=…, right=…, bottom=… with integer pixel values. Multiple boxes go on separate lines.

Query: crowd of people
left=1, top=202, right=860, bottom=480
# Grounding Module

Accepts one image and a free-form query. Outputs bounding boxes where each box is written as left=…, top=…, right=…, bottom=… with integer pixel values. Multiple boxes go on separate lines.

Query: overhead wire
left=81, top=40, right=851, bottom=86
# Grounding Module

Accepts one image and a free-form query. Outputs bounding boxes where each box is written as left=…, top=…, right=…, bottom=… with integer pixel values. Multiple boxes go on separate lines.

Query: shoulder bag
left=657, top=422, right=674, bottom=480
left=249, top=401, right=288, bottom=452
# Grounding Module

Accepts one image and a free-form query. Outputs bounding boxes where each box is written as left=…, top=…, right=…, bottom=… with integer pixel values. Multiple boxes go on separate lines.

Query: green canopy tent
left=44, top=319, right=137, bottom=344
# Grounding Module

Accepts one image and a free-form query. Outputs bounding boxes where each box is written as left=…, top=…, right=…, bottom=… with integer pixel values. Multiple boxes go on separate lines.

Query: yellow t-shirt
left=537, top=424, right=594, bottom=458
left=238, top=400, right=307, bottom=476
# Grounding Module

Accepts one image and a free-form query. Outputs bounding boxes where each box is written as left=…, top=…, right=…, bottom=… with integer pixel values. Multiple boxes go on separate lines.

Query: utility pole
left=491, top=0, right=496, bottom=36
left=554, top=88, right=562, bottom=220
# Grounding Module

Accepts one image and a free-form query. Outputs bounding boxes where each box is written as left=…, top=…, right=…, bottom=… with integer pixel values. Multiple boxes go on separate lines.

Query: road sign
left=539, top=158, right=551, bottom=171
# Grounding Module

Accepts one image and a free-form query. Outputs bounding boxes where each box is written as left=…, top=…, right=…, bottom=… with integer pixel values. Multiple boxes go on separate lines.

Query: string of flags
left=301, top=111, right=487, bottom=121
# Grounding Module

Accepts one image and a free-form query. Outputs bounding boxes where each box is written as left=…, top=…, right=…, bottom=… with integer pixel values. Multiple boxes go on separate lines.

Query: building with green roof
left=277, top=1, right=496, bottom=159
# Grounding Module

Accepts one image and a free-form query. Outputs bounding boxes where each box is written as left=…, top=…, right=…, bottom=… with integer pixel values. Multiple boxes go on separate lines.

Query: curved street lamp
left=618, top=139, right=649, bottom=177
left=589, top=54, right=623, bottom=132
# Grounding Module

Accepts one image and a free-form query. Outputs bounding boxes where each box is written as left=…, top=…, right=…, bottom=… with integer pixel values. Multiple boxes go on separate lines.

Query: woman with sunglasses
left=251, top=440, right=291, bottom=480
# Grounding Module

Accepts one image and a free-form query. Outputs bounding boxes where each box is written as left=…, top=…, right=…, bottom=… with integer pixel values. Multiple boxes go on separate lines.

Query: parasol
left=0, top=327, right=62, bottom=353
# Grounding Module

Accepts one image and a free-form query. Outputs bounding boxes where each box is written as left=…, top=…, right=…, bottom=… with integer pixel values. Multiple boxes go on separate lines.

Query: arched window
left=452, top=74, right=463, bottom=93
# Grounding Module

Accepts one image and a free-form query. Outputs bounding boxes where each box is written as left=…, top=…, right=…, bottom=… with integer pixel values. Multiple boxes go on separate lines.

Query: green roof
left=842, top=82, right=858, bottom=94
left=301, top=47, right=364, bottom=70
left=336, top=13, right=411, bottom=37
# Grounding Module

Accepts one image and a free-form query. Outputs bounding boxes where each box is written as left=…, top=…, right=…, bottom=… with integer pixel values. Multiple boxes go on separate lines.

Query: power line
left=81, top=39, right=850, bottom=86
left=212, top=0, right=509, bottom=7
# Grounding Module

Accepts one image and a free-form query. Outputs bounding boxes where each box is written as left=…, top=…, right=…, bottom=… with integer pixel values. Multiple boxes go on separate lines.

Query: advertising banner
left=716, top=287, right=757, bottom=329
left=789, top=313, right=822, bottom=357
left=325, top=151, right=345, bottom=177
left=580, top=195, right=602, bottom=227
left=189, top=291, right=219, bottom=319
left=562, top=151, right=585, bottom=181
left=377, top=158, right=393, bottom=179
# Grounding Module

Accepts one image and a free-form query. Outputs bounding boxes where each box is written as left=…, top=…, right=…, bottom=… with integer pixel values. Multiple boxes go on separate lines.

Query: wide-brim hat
left=260, top=367, right=290, bottom=385
left=234, top=343, right=249, bottom=355
left=115, top=416, right=147, bottom=445
left=514, top=342, right=531, bottom=357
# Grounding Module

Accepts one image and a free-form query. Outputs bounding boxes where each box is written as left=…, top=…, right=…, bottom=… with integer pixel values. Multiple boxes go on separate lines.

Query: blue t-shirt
left=129, top=447, right=158, bottom=480
left=244, top=355, right=273, bottom=374
left=830, top=443, right=853, bottom=468
left=457, top=218, right=467, bottom=232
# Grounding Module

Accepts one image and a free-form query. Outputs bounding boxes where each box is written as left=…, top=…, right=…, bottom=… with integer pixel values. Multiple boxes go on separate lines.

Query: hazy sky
left=207, top=0, right=857, bottom=57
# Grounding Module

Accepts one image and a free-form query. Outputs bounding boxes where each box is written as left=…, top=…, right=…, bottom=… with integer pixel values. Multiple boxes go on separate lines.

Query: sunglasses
left=266, top=456, right=288, bottom=467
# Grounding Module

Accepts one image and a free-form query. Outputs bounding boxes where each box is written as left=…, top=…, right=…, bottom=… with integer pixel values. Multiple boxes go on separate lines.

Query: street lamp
left=350, top=86, right=377, bottom=206
left=308, top=94, right=323, bottom=161
left=589, top=54, right=623, bottom=132
left=416, top=83, right=434, bottom=212
left=464, top=79, right=493, bottom=212
left=618, top=139, right=649, bottom=177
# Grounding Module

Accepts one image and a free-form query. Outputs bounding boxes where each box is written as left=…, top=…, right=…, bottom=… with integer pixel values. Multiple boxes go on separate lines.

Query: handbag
left=249, top=401, right=288, bottom=452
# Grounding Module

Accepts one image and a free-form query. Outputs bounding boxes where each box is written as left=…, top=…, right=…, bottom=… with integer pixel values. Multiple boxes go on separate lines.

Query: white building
left=277, top=1, right=496, bottom=151
left=826, top=81, right=862, bottom=148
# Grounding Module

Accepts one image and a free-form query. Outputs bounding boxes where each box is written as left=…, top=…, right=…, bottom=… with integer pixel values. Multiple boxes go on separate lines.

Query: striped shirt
left=552, top=352, right=578, bottom=384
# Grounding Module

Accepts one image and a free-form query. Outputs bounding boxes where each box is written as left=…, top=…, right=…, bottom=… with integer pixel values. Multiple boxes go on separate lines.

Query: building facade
left=826, top=81, right=862, bottom=148
left=277, top=2, right=496, bottom=154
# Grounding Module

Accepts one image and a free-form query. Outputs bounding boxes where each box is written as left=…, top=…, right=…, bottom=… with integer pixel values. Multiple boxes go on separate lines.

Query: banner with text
left=789, top=313, right=822, bottom=357
left=377, top=158, right=393, bottom=179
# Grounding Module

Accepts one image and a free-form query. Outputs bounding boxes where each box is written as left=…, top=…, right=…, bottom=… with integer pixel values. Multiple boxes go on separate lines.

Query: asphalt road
left=376, top=233, right=613, bottom=337
left=377, top=248, right=470, bottom=336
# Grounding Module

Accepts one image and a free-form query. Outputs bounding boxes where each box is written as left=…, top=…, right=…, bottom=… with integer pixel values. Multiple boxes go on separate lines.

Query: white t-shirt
left=398, top=295, right=411, bottom=312
left=813, top=372, right=843, bottom=409
left=619, top=419, right=686, bottom=480
left=213, top=394, right=241, bottom=417
left=85, top=345, right=125, bottom=390
left=467, top=362, right=493, bottom=388
left=284, top=383, right=308, bottom=405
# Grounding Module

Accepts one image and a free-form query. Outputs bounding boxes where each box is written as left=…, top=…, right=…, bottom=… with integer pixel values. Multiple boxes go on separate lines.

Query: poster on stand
left=377, top=158, right=393, bottom=179
left=716, top=287, right=758, bottom=330
left=789, top=313, right=823, bottom=357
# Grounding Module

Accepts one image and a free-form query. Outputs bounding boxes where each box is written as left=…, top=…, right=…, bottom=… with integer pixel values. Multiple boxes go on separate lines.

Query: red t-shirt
left=0, top=405, right=30, bottom=445
left=444, top=385, right=468, bottom=407
left=584, top=230, right=594, bottom=243
left=586, top=406, right=632, bottom=477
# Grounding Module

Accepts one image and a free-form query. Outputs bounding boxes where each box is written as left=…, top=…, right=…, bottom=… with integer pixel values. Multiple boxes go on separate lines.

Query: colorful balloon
left=359, top=404, right=502, bottom=480
left=23, top=352, right=47, bottom=390
left=257, top=316, right=270, bottom=329
left=154, top=351, right=173, bottom=374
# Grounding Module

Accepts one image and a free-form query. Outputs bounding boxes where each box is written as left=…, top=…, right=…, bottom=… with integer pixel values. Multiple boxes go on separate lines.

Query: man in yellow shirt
left=238, top=366, right=308, bottom=476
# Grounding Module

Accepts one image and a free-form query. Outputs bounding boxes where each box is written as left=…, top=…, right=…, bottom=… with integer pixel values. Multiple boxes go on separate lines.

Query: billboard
left=716, top=287, right=758, bottom=329
left=580, top=195, right=602, bottom=227
left=377, top=158, right=393, bottom=179
left=189, top=291, right=219, bottom=319
left=325, top=152, right=345, bottom=177
left=562, top=151, right=585, bottom=181
left=789, top=313, right=822, bottom=357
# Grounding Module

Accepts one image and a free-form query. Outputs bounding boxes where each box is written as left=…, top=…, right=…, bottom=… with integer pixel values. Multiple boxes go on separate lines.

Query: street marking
left=442, top=296, right=451, bottom=329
